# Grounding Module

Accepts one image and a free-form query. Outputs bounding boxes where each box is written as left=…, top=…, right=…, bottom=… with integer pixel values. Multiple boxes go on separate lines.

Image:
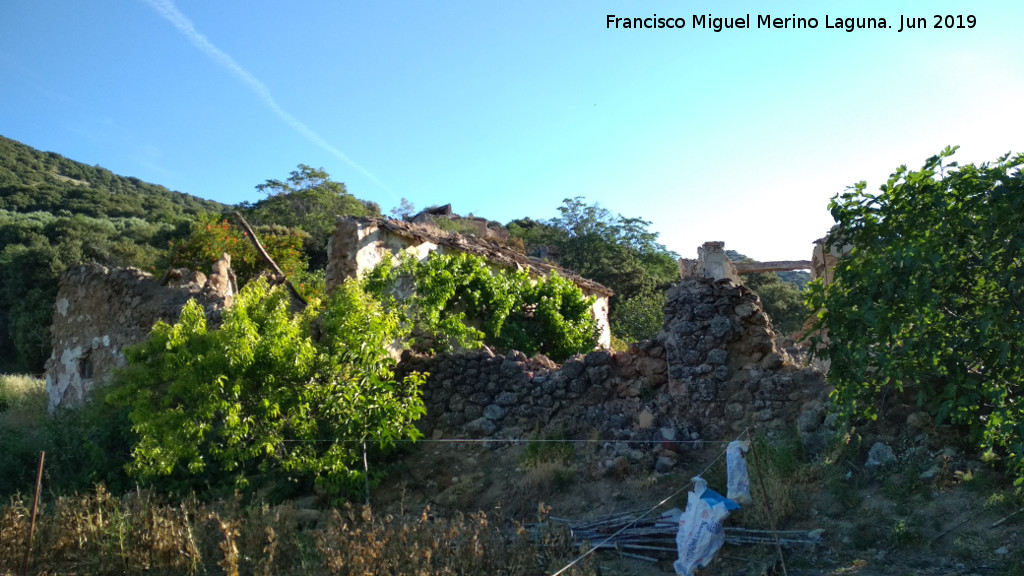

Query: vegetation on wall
left=508, top=197, right=679, bottom=344
left=808, top=148, right=1024, bottom=479
left=0, top=144, right=366, bottom=372
left=365, top=251, right=599, bottom=361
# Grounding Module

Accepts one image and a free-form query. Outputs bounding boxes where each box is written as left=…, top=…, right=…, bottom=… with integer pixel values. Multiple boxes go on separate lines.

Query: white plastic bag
left=726, top=440, right=752, bottom=505
left=673, top=477, right=732, bottom=576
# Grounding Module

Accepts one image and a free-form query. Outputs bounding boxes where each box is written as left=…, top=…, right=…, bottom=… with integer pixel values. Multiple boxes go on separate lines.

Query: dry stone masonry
left=399, top=274, right=830, bottom=467
left=44, top=258, right=234, bottom=411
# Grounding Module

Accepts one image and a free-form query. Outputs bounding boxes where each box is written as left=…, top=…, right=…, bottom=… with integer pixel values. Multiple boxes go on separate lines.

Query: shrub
left=107, top=278, right=425, bottom=500
left=610, top=291, right=666, bottom=344
left=167, top=215, right=309, bottom=286
left=365, top=252, right=599, bottom=361
left=808, top=148, right=1024, bottom=481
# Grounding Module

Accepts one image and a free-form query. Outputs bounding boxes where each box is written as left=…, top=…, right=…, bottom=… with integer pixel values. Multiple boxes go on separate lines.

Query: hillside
left=0, top=135, right=230, bottom=372
left=0, top=136, right=226, bottom=220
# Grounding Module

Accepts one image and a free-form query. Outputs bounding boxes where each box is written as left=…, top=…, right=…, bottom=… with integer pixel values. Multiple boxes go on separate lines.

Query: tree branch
left=233, top=211, right=307, bottom=306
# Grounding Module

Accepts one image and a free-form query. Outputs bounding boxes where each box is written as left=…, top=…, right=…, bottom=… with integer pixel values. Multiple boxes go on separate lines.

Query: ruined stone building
left=44, top=218, right=836, bottom=459
left=325, top=216, right=614, bottom=348
left=44, top=216, right=615, bottom=410
left=44, top=258, right=234, bottom=411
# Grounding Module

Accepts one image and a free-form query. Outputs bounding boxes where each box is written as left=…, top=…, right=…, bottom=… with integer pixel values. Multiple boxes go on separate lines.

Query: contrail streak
left=142, top=0, right=388, bottom=191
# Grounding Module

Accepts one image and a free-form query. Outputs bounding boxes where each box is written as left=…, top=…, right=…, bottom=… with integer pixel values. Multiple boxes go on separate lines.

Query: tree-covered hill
left=0, top=135, right=230, bottom=372
left=0, top=135, right=226, bottom=219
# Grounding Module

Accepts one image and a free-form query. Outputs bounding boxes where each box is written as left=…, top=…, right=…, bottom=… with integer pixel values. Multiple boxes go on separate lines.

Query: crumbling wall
left=677, top=241, right=740, bottom=283
left=811, top=236, right=851, bottom=285
left=398, top=345, right=670, bottom=440
left=659, top=278, right=828, bottom=440
left=44, top=260, right=233, bottom=411
left=401, top=275, right=831, bottom=472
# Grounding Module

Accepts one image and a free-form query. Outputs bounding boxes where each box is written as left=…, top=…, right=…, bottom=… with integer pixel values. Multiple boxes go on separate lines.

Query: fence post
left=22, top=451, right=45, bottom=576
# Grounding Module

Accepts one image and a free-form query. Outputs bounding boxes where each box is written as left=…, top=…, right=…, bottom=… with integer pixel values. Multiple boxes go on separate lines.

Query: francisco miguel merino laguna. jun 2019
left=605, top=13, right=977, bottom=32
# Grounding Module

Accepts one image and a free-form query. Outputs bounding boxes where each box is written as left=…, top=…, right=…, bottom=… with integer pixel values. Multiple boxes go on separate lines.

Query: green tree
left=742, top=273, right=807, bottom=335
left=108, top=279, right=425, bottom=498
left=242, top=164, right=381, bottom=268
left=0, top=135, right=226, bottom=372
left=807, top=148, right=1024, bottom=478
left=509, top=198, right=678, bottom=343
left=166, top=214, right=312, bottom=290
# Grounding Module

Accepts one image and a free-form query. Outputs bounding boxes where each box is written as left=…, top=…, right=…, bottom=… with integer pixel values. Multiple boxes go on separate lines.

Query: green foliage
left=726, top=250, right=810, bottom=336
left=519, top=433, right=575, bottom=468
left=610, top=291, right=666, bottom=343
left=807, top=148, right=1024, bottom=480
left=167, top=215, right=310, bottom=287
left=366, top=251, right=599, bottom=361
left=743, top=272, right=808, bottom=335
left=107, top=279, right=425, bottom=499
left=241, top=164, right=380, bottom=269
left=0, top=374, right=134, bottom=497
left=0, top=136, right=228, bottom=372
left=508, top=198, right=678, bottom=343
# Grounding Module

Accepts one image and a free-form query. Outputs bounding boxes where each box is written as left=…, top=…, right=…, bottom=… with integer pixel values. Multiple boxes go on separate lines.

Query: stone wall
left=44, top=259, right=233, bottom=411
left=660, top=278, right=828, bottom=441
left=399, top=276, right=829, bottom=459
left=397, top=344, right=670, bottom=439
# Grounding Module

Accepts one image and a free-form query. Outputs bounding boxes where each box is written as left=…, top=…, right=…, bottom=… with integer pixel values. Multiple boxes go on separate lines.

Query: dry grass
left=1, top=488, right=596, bottom=576
left=0, top=374, right=46, bottom=429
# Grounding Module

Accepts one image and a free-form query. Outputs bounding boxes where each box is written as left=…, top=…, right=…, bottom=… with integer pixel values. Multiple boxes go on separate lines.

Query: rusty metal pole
left=22, top=451, right=44, bottom=576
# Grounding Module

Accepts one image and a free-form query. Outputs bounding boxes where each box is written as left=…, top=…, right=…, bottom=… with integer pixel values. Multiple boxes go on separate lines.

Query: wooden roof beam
left=733, top=260, right=812, bottom=274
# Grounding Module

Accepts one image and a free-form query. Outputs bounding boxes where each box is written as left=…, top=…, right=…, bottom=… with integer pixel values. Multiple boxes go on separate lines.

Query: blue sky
left=2, top=1, right=1022, bottom=261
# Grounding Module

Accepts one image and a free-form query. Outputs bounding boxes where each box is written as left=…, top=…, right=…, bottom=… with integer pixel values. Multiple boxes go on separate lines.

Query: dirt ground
left=373, top=421, right=1024, bottom=576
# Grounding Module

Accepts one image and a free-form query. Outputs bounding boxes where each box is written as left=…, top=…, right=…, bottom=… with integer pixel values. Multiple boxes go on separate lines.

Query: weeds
left=0, top=373, right=135, bottom=499
left=519, top=433, right=575, bottom=468
left=0, top=374, right=46, bottom=427
left=517, top=429, right=577, bottom=497
left=0, top=489, right=595, bottom=575
left=742, top=430, right=808, bottom=528
left=888, top=518, right=924, bottom=549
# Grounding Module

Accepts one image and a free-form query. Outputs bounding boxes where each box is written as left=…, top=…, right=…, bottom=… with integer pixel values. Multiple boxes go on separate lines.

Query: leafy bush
left=610, top=291, right=666, bottom=343
left=365, top=252, right=599, bottom=361
left=108, top=278, right=425, bottom=499
left=507, top=198, right=679, bottom=340
left=167, top=215, right=310, bottom=287
left=808, top=148, right=1024, bottom=480
left=743, top=272, right=808, bottom=335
